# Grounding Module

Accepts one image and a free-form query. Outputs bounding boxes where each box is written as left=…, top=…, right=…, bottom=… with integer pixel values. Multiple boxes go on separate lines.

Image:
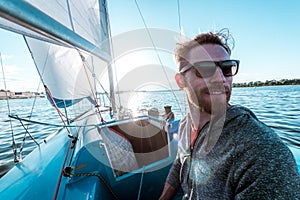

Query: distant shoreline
left=1, top=78, right=299, bottom=98
left=0, top=96, right=45, bottom=100
left=0, top=91, right=45, bottom=100
left=233, top=78, right=300, bottom=87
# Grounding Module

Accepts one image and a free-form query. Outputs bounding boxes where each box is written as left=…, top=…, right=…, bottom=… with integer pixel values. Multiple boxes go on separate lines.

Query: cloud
left=0, top=63, right=40, bottom=91
left=1, top=64, right=22, bottom=74
left=0, top=53, right=13, bottom=60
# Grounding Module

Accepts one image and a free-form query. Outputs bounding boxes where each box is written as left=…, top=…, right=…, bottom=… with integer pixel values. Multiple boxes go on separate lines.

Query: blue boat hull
left=0, top=117, right=180, bottom=199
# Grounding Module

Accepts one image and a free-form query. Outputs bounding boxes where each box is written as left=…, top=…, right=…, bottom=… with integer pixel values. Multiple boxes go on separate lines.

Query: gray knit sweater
left=167, top=105, right=300, bottom=199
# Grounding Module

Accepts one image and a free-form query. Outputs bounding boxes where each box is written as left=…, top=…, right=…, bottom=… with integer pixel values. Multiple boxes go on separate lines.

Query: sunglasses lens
left=189, top=60, right=239, bottom=78
left=221, top=60, right=238, bottom=76
left=193, top=61, right=217, bottom=78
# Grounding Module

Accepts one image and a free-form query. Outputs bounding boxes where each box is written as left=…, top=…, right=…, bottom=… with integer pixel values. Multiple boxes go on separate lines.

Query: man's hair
left=174, top=28, right=234, bottom=70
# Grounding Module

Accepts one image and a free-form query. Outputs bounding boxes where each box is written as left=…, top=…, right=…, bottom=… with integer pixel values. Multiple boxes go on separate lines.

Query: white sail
left=24, top=0, right=106, bottom=48
left=25, top=38, right=92, bottom=102
left=0, top=0, right=112, bottom=107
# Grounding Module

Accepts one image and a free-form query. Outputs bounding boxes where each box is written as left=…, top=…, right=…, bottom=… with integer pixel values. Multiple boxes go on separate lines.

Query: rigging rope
left=134, top=0, right=183, bottom=116
left=17, top=116, right=40, bottom=147
left=24, top=28, right=72, bottom=123
left=0, top=52, right=19, bottom=162
left=77, top=57, right=114, bottom=111
left=66, top=0, right=111, bottom=122
left=44, top=85, right=73, bottom=138
left=42, top=87, right=74, bottom=199
left=79, top=53, right=105, bottom=123
left=8, top=114, right=99, bottom=128
left=53, top=137, right=72, bottom=200
left=81, top=58, right=121, bottom=119
left=18, top=35, right=46, bottom=156
left=177, top=0, right=183, bottom=35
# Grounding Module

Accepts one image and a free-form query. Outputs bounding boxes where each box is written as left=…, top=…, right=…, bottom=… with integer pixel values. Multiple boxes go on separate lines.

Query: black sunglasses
left=180, top=60, right=240, bottom=78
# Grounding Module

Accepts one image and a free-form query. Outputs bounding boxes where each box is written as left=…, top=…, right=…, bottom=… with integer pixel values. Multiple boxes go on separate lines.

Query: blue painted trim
left=46, top=94, right=95, bottom=108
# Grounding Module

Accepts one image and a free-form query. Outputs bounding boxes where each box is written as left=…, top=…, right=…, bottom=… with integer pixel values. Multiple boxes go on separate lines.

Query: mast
left=99, top=0, right=116, bottom=113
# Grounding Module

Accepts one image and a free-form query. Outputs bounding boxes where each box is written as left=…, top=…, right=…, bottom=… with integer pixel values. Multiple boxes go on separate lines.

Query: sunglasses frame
left=180, top=59, right=240, bottom=78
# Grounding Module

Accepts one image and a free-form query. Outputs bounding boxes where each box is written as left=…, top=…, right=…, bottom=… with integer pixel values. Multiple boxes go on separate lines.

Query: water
left=0, top=98, right=61, bottom=176
left=0, top=85, right=299, bottom=176
left=230, top=86, right=300, bottom=148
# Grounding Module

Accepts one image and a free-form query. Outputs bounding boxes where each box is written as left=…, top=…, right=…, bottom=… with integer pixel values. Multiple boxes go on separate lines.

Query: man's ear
left=175, top=73, right=185, bottom=88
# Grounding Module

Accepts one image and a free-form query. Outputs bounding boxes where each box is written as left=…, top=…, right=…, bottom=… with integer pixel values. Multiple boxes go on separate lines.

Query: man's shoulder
left=224, top=105, right=274, bottom=135
left=226, top=105, right=258, bottom=121
left=225, top=106, right=292, bottom=158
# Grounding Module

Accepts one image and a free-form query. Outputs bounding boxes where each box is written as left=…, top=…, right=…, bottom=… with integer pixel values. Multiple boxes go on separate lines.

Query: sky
left=0, top=0, right=300, bottom=92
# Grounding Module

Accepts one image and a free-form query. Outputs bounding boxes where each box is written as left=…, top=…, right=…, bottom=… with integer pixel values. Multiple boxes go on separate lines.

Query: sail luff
left=0, top=0, right=111, bottom=62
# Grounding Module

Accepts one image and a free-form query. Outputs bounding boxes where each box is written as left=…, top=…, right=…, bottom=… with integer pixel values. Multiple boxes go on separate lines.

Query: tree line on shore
left=1, top=78, right=299, bottom=92
left=233, top=78, right=300, bottom=87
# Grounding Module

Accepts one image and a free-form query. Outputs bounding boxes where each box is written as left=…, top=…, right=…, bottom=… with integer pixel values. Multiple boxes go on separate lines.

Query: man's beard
left=185, top=84, right=231, bottom=116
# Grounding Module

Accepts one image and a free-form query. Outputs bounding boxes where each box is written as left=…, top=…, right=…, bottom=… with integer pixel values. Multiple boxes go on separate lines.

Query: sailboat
left=0, top=0, right=182, bottom=199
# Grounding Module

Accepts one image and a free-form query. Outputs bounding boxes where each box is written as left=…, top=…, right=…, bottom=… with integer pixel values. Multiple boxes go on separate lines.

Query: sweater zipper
left=187, top=122, right=208, bottom=196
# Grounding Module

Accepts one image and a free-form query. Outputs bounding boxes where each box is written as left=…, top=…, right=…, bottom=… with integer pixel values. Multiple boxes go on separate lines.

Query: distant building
left=0, top=91, right=45, bottom=100
left=0, top=91, right=12, bottom=99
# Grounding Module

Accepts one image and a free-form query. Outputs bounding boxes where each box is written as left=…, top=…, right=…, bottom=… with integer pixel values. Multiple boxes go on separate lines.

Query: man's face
left=178, top=44, right=233, bottom=115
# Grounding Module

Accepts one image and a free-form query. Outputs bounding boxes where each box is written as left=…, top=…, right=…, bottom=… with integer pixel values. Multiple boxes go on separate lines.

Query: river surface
left=0, top=85, right=299, bottom=176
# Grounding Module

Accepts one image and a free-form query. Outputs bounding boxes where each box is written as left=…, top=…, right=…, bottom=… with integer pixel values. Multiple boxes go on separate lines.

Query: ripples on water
left=0, top=98, right=61, bottom=176
left=0, top=85, right=299, bottom=176
left=230, top=86, right=300, bottom=149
